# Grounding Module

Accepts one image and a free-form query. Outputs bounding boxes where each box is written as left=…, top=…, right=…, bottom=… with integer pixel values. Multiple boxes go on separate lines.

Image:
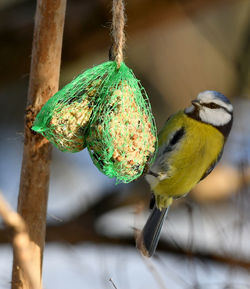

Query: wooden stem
left=0, top=193, right=40, bottom=289
left=11, top=1, right=66, bottom=288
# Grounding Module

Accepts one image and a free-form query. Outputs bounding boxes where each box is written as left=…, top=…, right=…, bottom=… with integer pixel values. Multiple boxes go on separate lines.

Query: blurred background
left=0, top=0, right=250, bottom=288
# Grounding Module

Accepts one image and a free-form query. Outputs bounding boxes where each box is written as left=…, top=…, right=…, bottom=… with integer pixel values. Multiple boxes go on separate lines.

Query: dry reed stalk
left=11, top=1, right=67, bottom=288
left=0, top=192, right=41, bottom=289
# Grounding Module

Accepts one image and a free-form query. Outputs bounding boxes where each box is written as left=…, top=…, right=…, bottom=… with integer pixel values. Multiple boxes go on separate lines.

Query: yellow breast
left=152, top=111, right=224, bottom=207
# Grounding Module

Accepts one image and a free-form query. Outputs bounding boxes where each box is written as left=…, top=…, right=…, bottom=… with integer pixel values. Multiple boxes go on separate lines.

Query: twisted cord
left=112, top=0, right=126, bottom=68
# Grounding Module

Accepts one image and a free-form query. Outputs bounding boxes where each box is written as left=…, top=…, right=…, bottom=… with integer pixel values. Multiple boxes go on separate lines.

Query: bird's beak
left=191, top=99, right=201, bottom=107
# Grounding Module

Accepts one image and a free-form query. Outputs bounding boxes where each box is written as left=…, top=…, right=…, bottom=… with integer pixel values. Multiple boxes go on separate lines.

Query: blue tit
left=136, top=90, right=233, bottom=257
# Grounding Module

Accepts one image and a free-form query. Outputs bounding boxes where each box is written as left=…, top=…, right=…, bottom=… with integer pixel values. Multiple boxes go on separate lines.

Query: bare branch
left=12, top=1, right=67, bottom=288
left=0, top=192, right=41, bottom=289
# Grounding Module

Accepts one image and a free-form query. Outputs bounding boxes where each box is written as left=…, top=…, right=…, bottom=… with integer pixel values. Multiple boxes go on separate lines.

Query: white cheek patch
left=199, top=107, right=232, bottom=126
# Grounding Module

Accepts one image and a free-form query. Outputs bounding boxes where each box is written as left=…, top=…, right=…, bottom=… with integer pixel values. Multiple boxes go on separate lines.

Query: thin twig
left=0, top=192, right=41, bottom=289
left=109, top=278, right=118, bottom=289
left=140, top=255, right=168, bottom=289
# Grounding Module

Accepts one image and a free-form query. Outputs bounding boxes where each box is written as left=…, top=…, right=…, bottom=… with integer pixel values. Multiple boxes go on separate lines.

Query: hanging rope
left=111, top=0, right=126, bottom=68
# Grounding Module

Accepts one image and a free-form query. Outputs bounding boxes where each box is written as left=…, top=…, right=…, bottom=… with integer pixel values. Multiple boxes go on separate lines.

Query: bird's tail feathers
left=136, top=206, right=169, bottom=257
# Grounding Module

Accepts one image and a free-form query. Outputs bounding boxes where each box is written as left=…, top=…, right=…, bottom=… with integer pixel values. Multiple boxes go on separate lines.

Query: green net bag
left=32, top=60, right=157, bottom=182
left=32, top=63, right=110, bottom=152
left=86, top=61, right=157, bottom=183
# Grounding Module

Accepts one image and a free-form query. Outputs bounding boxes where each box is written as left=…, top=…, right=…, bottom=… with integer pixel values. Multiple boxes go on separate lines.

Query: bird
left=136, top=90, right=233, bottom=257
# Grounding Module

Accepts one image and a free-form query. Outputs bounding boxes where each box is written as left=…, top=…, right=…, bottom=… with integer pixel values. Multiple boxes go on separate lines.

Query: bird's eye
left=210, top=103, right=218, bottom=109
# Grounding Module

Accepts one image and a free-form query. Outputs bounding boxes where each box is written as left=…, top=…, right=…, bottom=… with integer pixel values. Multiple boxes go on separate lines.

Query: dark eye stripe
left=201, top=102, right=232, bottom=114
left=202, top=103, right=220, bottom=109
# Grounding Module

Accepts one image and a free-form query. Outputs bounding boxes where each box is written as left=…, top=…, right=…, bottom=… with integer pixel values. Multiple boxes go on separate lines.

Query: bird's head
left=185, top=91, right=233, bottom=136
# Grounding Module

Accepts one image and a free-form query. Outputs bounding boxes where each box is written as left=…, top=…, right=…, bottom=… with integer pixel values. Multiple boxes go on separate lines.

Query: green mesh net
left=86, top=61, right=157, bottom=183
left=32, top=61, right=157, bottom=183
left=32, top=62, right=110, bottom=152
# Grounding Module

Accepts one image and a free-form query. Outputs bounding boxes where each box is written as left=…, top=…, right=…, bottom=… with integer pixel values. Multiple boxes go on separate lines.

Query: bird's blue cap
left=205, top=90, right=231, bottom=104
